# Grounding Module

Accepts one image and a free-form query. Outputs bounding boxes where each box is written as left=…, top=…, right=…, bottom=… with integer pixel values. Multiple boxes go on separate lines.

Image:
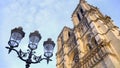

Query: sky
left=0, top=0, right=120, bottom=68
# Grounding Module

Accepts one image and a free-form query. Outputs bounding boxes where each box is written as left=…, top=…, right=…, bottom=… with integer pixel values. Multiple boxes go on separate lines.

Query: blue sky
left=0, top=0, right=120, bottom=68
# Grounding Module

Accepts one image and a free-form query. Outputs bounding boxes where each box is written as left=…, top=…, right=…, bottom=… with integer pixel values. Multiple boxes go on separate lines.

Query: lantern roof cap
left=11, top=27, right=25, bottom=38
left=43, top=38, right=55, bottom=47
left=29, top=30, right=41, bottom=41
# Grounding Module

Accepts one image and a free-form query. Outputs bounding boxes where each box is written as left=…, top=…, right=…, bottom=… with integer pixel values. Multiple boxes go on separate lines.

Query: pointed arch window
left=83, top=17, right=90, bottom=28
left=80, top=8, right=84, bottom=16
left=68, top=31, right=71, bottom=38
left=86, top=33, right=98, bottom=51
left=86, top=33, right=94, bottom=50
left=73, top=36, right=77, bottom=45
left=87, top=43, right=92, bottom=50
left=91, top=37, right=98, bottom=46
left=73, top=49, right=79, bottom=63
left=73, top=54, right=79, bottom=63
left=77, top=13, right=81, bottom=21
left=77, top=7, right=84, bottom=21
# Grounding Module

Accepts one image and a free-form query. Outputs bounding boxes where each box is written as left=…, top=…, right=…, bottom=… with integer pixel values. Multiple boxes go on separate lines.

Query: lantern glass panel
left=9, top=32, right=22, bottom=47
left=29, top=36, right=40, bottom=50
left=44, top=44, right=54, bottom=58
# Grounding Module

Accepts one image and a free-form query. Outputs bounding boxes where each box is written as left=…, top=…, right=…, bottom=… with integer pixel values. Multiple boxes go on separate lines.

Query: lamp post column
left=26, top=50, right=33, bottom=68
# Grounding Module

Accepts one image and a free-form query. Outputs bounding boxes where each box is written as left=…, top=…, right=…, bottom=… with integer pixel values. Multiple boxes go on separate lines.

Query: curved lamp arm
left=6, top=46, right=53, bottom=68
left=31, top=56, right=52, bottom=64
left=6, top=47, right=27, bottom=62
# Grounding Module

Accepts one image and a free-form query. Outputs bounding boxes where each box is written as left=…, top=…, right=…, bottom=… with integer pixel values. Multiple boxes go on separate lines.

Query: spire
left=80, top=0, right=86, bottom=3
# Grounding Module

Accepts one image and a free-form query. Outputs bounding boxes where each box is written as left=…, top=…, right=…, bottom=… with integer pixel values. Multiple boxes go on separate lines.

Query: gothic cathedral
left=56, top=0, right=120, bottom=68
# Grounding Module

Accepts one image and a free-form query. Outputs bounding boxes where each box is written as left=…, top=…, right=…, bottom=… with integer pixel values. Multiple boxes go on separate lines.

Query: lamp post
left=6, top=27, right=55, bottom=68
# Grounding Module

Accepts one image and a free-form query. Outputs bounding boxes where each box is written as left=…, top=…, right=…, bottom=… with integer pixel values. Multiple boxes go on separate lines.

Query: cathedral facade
left=56, top=0, right=120, bottom=68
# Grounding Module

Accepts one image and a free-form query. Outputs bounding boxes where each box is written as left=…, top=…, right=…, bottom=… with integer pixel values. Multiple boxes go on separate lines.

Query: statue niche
left=86, top=33, right=98, bottom=51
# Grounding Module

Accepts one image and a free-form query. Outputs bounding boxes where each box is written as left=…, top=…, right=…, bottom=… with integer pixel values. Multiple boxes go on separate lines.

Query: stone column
left=63, top=43, right=71, bottom=68
left=74, top=28, right=86, bottom=58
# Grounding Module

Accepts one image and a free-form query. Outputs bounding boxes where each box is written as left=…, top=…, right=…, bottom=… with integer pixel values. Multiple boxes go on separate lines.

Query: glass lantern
left=43, top=38, right=55, bottom=58
left=28, top=31, right=41, bottom=50
left=8, top=27, right=25, bottom=47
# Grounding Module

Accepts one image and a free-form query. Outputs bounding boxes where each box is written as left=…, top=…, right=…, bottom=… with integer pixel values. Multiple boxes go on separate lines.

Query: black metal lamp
left=8, top=27, right=25, bottom=47
left=6, top=27, right=55, bottom=68
left=8, top=27, right=25, bottom=53
left=28, top=31, right=41, bottom=50
left=43, top=38, right=55, bottom=58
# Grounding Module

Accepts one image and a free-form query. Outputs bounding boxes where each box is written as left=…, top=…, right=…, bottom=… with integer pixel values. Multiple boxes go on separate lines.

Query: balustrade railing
left=74, top=41, right=108, bottom=68
left=81, top=41, right=107, bottom=68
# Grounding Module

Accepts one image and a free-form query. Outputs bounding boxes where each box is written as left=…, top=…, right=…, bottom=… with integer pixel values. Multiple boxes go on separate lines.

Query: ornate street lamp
left=28, top=31, right=41, bottom=50
left=43, top=38, right=55, bottom=64
left=8, top=27, right=25, bottom=53
left=6, top=27, right=55, bottom=68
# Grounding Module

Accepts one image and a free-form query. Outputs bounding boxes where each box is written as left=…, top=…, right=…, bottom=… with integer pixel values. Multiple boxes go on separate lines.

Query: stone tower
left=56, top=0, right=120, bottom=68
